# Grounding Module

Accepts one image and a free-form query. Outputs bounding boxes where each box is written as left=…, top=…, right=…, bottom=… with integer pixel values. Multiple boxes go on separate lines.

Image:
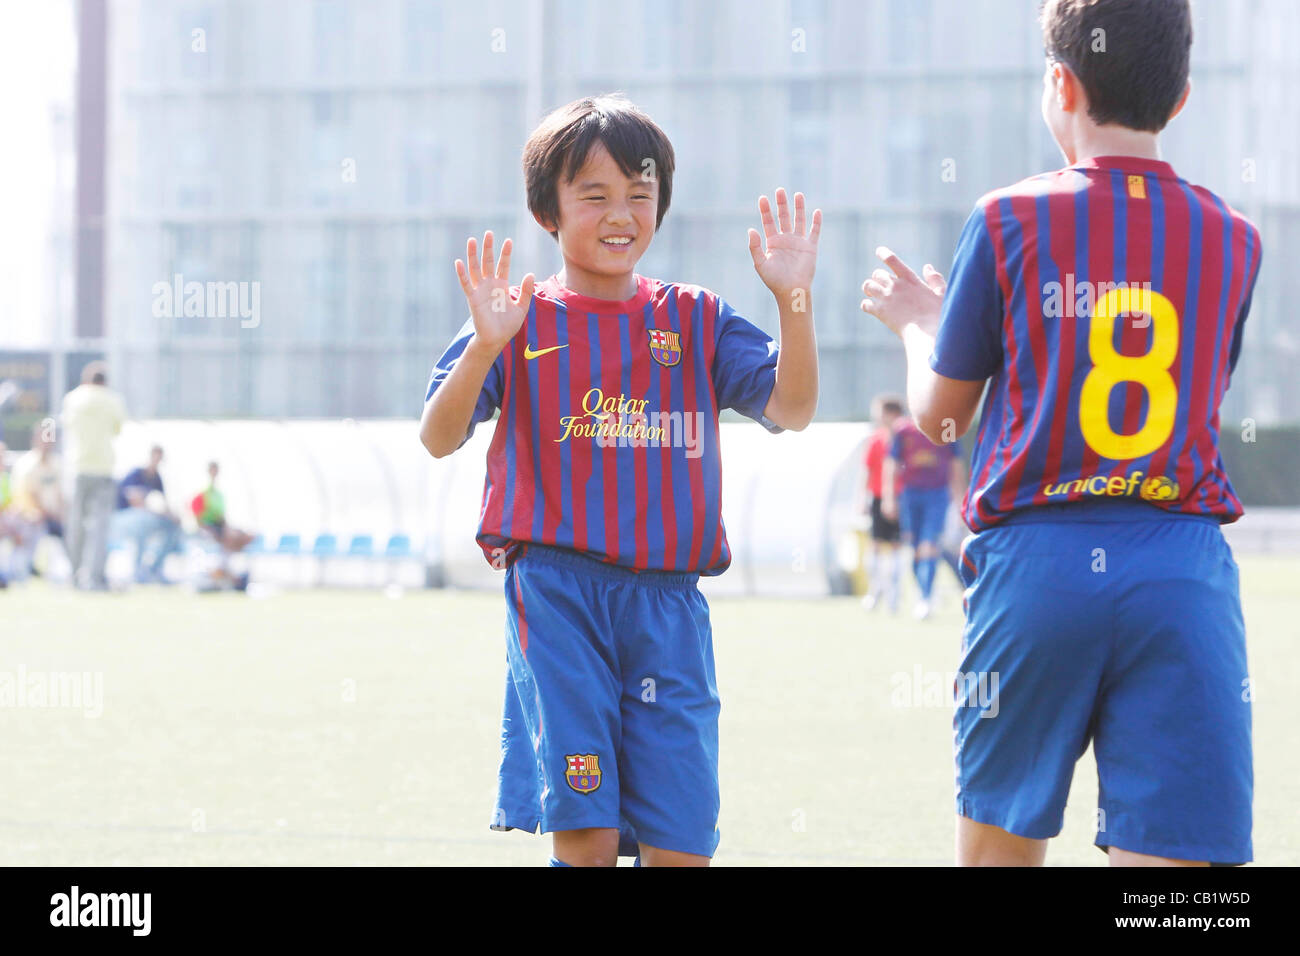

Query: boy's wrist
left=773, top=286, right=813, bottom=317
left=900, top=319, right=938, bottom=344
left=464, top=334, right=507, bottom=364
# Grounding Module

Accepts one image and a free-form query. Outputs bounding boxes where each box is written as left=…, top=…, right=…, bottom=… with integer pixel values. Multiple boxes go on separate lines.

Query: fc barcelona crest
left=647, top=328, right=682, bottom=367
left=564, top=753, right=602, bottom=793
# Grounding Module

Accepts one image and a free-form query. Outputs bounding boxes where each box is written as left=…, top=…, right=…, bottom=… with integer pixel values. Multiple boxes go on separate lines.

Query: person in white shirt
left=60, top=361, right=127, bottom=590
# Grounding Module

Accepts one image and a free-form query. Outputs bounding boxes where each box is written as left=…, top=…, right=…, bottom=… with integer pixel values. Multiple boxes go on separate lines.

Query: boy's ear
left=1054, top=61, right=1082, bottom=114
left=1168, top=79, right=1192, bottom=123
left=533, top=211, right=558, bottom=235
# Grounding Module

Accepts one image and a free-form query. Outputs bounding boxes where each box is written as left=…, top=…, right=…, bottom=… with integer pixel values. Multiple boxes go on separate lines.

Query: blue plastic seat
left=384, top=534, right=412, bottom=558
left=346, top=534, right=374, bottom=557
left=274, top=534, right=301, bottom=555
left=312, top=533, right=338, bottom=557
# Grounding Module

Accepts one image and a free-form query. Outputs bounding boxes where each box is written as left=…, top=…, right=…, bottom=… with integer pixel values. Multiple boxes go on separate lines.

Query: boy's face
left=545, top=142, right=659, bottom=296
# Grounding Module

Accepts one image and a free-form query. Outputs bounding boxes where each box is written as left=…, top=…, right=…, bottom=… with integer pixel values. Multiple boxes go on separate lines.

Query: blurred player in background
left=420, top=94, right=820, bottom=866
left=882, top=416, right=963, bottom=619
left=863, top=0, right=1259, bottom=866
left=860, top=393, right=904, bottom=613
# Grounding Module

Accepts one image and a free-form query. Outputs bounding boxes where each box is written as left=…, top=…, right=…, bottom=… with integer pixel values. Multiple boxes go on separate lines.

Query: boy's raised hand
left=748, top=189, right=822, bottom=300
left=454, top=231, right=535, bottom=353
left=860, top=247, right=946, bottom=338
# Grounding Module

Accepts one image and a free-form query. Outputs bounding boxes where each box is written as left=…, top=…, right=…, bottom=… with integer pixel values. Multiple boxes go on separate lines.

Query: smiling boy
left=419, top=94, right=821, bottom=866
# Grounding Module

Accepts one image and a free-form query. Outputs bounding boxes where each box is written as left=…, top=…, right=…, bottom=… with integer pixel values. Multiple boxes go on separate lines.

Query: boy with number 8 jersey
left=419, top=95, right=821, bottom=866
left=862, top=0, right=1260, bottom=865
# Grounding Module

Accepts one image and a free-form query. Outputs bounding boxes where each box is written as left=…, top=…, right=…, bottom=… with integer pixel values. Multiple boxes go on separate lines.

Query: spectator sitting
left=0, top=441, right=19, bottom=588
left=190, top=461, right=252, bottom=591
left=191, top=462, right=253, bottom=552
left=110, top=445, right=184, bottom=585
left=10, top=424, right=67, bottom=581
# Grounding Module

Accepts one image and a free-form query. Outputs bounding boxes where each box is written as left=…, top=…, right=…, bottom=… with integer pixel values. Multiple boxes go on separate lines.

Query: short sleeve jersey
left=425, top=274, right=781, bottom=574
left=931, top=156, right=1261, bottom=531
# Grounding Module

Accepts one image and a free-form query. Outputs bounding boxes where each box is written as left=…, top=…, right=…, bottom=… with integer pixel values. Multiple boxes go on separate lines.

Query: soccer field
left=3, top=556, right=1297, bottom=867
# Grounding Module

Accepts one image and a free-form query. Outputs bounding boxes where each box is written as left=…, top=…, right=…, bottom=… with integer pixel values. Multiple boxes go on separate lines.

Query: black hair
left=523, top=94, right=675, bottom=237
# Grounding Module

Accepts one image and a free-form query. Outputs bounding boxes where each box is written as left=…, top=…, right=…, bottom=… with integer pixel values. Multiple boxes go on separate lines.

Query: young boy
left=419, top=95, right=821, bottom=866
left=862, top=0, right=1260, bottom=866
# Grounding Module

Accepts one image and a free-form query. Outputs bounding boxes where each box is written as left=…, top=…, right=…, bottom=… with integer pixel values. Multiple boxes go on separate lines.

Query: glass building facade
left=99, top=0, right=1299, bottom=423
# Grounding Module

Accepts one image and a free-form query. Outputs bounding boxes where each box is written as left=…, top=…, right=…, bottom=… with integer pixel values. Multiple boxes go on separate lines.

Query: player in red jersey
left=859, top=394, right=904, bottom=613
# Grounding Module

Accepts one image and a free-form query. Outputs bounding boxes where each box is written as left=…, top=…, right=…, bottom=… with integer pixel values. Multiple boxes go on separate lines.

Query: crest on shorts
left=647, top=328, right=682, bottom=367
left=564, top=753, right=602, bottom=793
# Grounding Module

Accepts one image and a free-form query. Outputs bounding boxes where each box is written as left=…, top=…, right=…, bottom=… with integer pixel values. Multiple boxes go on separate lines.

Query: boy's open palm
left=748, top=189, right=822, bottom=299
left=860, top=247, right=946, bottom=338
left=455, top=231, right=535, bottom=353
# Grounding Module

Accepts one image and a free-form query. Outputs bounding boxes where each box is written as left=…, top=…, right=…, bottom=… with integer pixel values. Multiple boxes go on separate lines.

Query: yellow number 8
left=1078, top=287, right=1179, bottom=460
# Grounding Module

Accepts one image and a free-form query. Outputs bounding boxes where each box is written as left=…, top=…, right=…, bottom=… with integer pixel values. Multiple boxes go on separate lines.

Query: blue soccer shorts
left=954, top=500, right=1252, bottom=864
left=900, top=486, right=950, bottom=546
left=490, top=543, right=721, bottom=858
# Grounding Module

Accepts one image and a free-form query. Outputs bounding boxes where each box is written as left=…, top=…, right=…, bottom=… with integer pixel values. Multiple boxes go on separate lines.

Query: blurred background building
left=3, top=0, right=1297, bottom=428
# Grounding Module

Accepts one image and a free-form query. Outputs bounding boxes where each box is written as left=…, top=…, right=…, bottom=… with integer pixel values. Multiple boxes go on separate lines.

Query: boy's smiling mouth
left=600, top=235, right=635, bottom=249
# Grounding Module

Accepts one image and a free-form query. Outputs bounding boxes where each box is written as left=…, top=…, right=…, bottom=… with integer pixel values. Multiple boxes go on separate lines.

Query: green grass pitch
left=2, top=556, right=1296, bottom=866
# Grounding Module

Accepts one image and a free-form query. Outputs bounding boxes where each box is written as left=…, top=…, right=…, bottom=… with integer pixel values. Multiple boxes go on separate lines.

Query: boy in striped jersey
left=419, top=95, right=821, bottom=866
left=862, top=0, right=1259, bottom=865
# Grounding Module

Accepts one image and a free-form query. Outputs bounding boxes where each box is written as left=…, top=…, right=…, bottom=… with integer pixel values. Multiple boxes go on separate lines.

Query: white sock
left=887, top=550, right=901, bottom=609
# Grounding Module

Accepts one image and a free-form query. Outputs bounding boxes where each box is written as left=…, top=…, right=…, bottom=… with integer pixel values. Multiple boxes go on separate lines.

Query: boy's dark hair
left=1041, top=0, right=1193, bottom=132
left=523, top=94, right=675, bottom=238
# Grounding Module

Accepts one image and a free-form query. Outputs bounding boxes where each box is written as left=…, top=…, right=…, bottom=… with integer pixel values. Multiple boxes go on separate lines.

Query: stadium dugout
left=107, top=420, right=1293, bottom=596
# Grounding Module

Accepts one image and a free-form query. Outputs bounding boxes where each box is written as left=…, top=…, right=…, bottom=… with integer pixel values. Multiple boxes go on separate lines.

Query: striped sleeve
left=424, top=317, right=505, bottom=446
left=711, top=296, right=782, bottom=432
left=930, top=205, right=1004, bottom=382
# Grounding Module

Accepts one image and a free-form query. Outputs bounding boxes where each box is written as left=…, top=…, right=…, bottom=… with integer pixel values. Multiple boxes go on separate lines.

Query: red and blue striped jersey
left=890, top=420, right=959, bottom=492
left=425, top=274, right=781, bottom=574
left=931, top=156, right=1262, bottom=532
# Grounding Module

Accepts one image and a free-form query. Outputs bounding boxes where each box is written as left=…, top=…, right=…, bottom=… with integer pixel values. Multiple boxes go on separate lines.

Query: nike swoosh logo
left=523, top=344, right=568, bottom=360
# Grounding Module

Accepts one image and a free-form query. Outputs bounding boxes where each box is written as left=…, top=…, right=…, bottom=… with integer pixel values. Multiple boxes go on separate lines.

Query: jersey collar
left=1072, top=155, right=1179, bottom=180
left=539, top=273, right=653, bottom=313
